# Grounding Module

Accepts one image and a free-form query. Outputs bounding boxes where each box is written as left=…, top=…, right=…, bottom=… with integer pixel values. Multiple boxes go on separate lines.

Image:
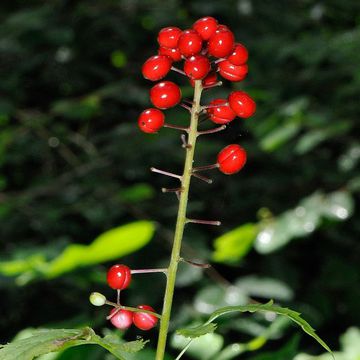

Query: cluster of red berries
left=106, top=264, right=158, bottom=331
left=138, top=17, right=255, bottom=175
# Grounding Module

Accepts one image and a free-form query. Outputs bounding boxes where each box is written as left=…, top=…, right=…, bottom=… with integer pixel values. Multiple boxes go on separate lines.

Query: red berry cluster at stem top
left=138, top=16, right=257, bottom=175
left=106, top=264, right=158, bottom=331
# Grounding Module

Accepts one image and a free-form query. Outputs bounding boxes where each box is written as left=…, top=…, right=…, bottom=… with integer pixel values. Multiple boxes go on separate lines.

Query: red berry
left=178, top=29, right=203, bottom=57
left=150, top=81, right=181, bottom=109
left=138, top=108, right=165, bottom=133
left=228, top=91, right=256, bottom=118
left=157, top=27, right=182, bottom=48
left=193, top=16, right=218, bottom=40
left=218, top=60, right=248, bottom=81
left=208, top=27, right=235, bottom=58
left=227, top=43, right=248, bottom=65
left=133, top=305, right=158, bottom=331
left=217, top=144, right=247, bottom=175
left=207, top=99, right=236, bottom=124
left=158, top=46, right=182, bottom=62
left=107, top=264, right=132, bottom=290
left=109, top=308, right=133, bottom=330
left=184, top=55, right=210, bottom=80
left=142, top=55, right=172, bottom=81
left=189, top=71, right=218, bottom=87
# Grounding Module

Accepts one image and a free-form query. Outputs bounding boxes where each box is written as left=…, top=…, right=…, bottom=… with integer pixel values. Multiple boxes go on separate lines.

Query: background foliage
left=0, top=0, right=359, bottom=359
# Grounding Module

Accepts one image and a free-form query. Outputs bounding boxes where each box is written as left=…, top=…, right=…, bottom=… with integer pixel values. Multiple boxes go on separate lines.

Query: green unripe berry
left=90, top=292, right=106, bottom=306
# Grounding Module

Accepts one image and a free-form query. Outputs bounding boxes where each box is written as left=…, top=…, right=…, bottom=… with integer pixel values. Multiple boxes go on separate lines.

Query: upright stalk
left=155, top=80, right=203, bottom=360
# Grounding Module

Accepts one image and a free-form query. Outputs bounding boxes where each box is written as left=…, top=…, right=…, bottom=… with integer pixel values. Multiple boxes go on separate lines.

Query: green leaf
left=0, top=327, right=147, bottom=360
left=176, top=323, right=217, bottom=338
left=177, top=301, right=333, bottom=357
left=212, top=223, right=257, bottom=264
left=260, top=123, right=301, bottom=152
left=0, top=221, right=155, bottom=282
left=46, top=221, right=155, bottom=278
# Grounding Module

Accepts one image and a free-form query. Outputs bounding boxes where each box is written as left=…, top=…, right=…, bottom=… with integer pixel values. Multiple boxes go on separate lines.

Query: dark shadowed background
left=0, top=0, right=359, bottom=359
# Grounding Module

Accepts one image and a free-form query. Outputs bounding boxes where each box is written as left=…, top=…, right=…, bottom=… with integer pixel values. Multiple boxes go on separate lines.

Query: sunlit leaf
left=212, top=223, right=257, bottom=264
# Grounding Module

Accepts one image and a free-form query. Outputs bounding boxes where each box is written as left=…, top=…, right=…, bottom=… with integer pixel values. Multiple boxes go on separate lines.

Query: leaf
left=0, top=327, right=147, bottom=360
left=212, top=223, right=257, bottom=264
left=260, top=123, right=301, bottom=152
left=177, top=301, right=333, bottom=357
left=0, top=221, right=155, bottom=281
left=46, top=221, right=155, bottom=278
left=176, top=323, right=217, bottom=338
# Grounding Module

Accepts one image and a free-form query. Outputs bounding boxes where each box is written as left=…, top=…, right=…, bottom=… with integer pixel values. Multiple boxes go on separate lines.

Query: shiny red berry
left=218, top=60, right=248, bottom=81
left=157, top=27, right=182, bottom=48
left=142, top=55, right=172, bottom=81
left=217, top=144, right=247, bottom=175
left=228, top=91, right=256, bottom=118
left=193, top=16, right=218, bottom=40
left=109, top=308, right=133, bottom=330
left=227, top=43, right=248, bottom=65
left=207, top=99, right=236, bottom=124
left=138, top=108, right=165, bottom=133
left=208, top=27, right=235, bottom=58
left=178, top=29, right=203, bottom=57
left=158, top=46, right=182, bottom=62
left=133, top=305, right=158, bottom=331
left=107, top=264, right=132, bottom=290
left=150, top=81, right=181, bottom=109
left=189, top=71, right=218, bottom=87
left=184, top=55, right=210, bottom=80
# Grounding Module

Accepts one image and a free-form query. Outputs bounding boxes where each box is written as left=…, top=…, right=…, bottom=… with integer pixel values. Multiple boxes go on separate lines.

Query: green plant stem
left=155, top=80, right=203, bottom=360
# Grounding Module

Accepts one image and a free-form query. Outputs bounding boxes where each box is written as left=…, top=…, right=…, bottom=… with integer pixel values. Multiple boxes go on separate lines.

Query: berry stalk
left=155, top=80, right=203, bottom=360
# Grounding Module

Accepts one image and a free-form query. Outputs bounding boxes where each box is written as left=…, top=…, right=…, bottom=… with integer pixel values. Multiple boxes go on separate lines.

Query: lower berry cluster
left=90, top=264, right=158, bottom=331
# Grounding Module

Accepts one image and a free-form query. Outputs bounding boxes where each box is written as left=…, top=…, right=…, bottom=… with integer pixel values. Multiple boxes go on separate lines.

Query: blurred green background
left=0, top=0, right=359, bottom=359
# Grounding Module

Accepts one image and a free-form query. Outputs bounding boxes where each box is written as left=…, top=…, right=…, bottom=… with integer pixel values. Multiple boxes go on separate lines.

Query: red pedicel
left=184, top=55, right=211, bottom=80
left=158, top=46, right=182, bottom=62
left=218, top=60, right=248, bottom=81
left=109, top=308, right=133, bottom=330
left=133, top=305, right=158, bottom=331
left=228, top=91, right=256, bottom=118
left=208, top=26, right=235, bottom=58
left=142, top=55, right=172, bottom=81
left=157, top=27, right=182, bottom=48
left=178, top=29, right=203, bottom=57
left=193, top=16, right=218, bottom=40
left=227, top=43, right=248, bottom=65
left=138, top=108, right=165, bottom=133
left=207, top=99, right=236, bottom=124
left=189, top=71, right=218, bottom=87
left=217, top=144, right=247, bottom=175
left=150, top=81, right=182, bottom=109
left=107, top=264, right=132, bottom=290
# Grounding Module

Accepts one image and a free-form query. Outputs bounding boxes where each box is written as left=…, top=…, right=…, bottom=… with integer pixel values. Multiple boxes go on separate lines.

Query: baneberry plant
left=0, top=16, right=334, bottom=360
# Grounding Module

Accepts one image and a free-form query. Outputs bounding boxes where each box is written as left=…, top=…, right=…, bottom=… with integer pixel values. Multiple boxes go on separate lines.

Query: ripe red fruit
left=178, top=29, right=203, bottom=57
left=207, top=99, right=236, bottom=124
left=109, top=308, right=133, bottom=330
left=150, top=81, right=181, bottom=109
left=189, top=71, right=218, bottom=87
left=227, top=43, right=248, bottom=65
left=217, top=144, right=247, bottom=175
left=158, top=46, right=182, bottom=62
left=133, top=305, right=158, bottom=331
left=184, top=55, right=210, bottom=80
left=142, top=55, right=172, bottom=81
left=218, top=60, right=248, bottom=81
left=228, top=91, right=256, bottom=118
left=138, top=108, right=165, bottom=133
left=208, top=27, right=235, bottom=58
left=157, top=27, right=182, bottom=48
left=193, top=16, right=218, bottom=40
left=107, top=264, right=132, bottom=290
